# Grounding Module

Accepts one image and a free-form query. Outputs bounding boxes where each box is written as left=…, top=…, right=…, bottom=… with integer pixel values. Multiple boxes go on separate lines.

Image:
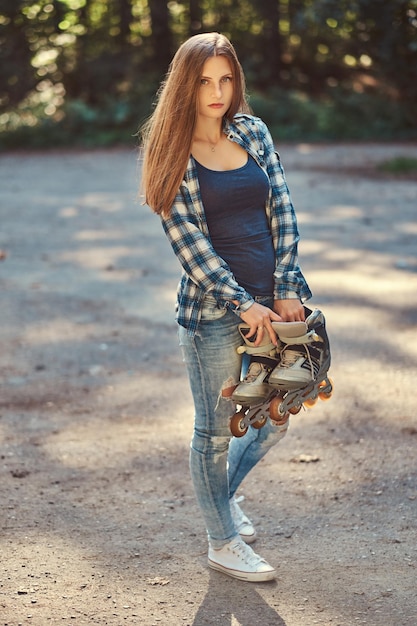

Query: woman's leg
left=228, top=418, right=289, bottom=499
left=179, top=309, right=242, bottom=549
left=227, top=294, right=289, bottom=498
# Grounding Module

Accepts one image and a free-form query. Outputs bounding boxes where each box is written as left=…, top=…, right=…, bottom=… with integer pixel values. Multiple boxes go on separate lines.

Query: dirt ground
left=1, top=142, right=417, bottom=626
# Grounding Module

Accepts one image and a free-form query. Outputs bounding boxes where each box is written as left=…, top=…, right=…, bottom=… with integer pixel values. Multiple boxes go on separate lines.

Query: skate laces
left=243, top=361, right=265, bottom=383
left=280, top=344, right=316, bottom=380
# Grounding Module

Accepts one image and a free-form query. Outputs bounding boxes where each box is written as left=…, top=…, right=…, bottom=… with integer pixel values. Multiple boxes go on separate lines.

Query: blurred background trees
left=1, top=0, right=416, bottom=148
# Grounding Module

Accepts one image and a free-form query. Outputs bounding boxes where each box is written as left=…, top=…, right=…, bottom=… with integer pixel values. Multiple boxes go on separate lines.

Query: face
left=197, top=55, right=234, bottom=121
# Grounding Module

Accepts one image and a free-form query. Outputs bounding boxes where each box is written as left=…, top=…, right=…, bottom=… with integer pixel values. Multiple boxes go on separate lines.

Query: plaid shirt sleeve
left=258, top=120, right=312, bottom=302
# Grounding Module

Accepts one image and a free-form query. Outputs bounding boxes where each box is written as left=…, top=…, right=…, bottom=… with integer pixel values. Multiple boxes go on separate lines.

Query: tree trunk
left=189, top=0, right=203, bottom=35
left=117, top=0, right=133, bottom=49
left=148, top=0, right=174, bottom=73
left=258, top=0, right=282, bottom=86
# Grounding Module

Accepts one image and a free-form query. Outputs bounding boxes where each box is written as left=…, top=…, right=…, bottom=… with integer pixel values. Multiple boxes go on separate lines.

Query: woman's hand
left=273, top=299, right=305, bottom=322
left=239, top=302, right=282, bottom=347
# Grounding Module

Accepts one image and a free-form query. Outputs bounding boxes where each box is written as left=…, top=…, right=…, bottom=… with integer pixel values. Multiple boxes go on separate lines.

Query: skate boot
left=231, top=325, right=280, bottom=405
left=229, top=312, right=332, bottom=438
left=269, top=307, right=330, bottom=390
left=232, top=321, right=309, bottom=406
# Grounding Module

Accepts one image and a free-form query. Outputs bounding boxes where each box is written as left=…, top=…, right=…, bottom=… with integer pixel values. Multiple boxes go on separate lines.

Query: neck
left=193, top=119, right=223, bottom=148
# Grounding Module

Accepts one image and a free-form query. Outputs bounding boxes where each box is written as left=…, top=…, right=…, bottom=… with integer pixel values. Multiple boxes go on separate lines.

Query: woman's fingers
left=241, top=304, right=282, bottom=346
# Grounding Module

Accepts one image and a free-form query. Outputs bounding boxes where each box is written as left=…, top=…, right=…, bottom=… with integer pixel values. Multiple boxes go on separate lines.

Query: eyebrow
left=200, top=73, right=233, bottom=79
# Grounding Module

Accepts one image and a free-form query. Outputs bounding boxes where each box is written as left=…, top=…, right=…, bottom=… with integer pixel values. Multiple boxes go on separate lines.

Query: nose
left=212, top=82, right=222, bottom=98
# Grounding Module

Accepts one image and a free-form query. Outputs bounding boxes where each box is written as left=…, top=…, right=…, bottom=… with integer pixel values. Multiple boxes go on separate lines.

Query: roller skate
left=229, top=307, right=332, bottom=437
left=230, top=327, right=281, bottom=406
left=231, top=321, right=307, bottom=405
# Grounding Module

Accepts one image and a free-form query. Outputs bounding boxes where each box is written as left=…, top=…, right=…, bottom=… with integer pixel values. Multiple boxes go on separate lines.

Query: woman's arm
left=260, top=121, right=312, bottom=305
left=160, top=187, right=255, bottom=312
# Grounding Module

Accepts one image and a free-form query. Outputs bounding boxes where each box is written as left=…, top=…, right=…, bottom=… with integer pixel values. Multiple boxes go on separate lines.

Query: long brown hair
left=140, top=32, right=251, bottom=215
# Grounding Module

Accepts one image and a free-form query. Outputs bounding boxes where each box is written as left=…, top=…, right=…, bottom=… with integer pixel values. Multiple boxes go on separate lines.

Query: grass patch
left=377, top=156, right=417, bottom=174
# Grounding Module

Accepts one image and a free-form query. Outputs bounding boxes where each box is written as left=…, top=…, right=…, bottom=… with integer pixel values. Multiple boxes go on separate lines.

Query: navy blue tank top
left=195, top=155, right=275, bottom=297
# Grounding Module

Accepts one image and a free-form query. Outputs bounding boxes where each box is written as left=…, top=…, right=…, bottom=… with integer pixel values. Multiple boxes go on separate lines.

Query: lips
left=209, top=103, right=224, bottom=108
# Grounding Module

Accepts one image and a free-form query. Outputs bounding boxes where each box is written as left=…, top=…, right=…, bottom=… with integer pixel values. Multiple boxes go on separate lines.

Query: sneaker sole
left=208, top=558, right=276, bottom=582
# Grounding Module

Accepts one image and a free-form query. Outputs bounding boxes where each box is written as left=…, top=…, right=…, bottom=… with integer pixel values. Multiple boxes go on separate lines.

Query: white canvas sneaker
left=230, top=496, right=257, bottom=544
left=208, top=537, right=276, bottom=582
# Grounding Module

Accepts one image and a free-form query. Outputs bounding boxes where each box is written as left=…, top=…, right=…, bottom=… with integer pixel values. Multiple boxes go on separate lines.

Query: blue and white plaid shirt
left=160, top=114, right=312, bottom=335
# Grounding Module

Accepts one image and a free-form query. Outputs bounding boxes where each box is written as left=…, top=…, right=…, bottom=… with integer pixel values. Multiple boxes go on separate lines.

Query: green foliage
left=0, top=87, right=156, bottom=150
left=377, top=156, right=417, bottom=174
left=1, top=0, right=417, bottom=149
left=249, top=88, right=415, bottom=142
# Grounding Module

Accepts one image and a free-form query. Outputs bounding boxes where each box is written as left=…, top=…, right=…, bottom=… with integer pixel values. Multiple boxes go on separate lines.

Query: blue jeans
left=178, top=295, right=289, bottom=549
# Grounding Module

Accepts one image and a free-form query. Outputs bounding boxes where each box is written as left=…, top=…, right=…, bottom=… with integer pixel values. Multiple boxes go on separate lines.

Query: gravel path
left=1, top=143, right=416, bottom=625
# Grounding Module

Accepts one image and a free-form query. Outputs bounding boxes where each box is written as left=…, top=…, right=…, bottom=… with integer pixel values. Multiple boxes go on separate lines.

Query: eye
left=221, top=76, right=232, bottom=83
left=200, top=78, right=209, bottom=85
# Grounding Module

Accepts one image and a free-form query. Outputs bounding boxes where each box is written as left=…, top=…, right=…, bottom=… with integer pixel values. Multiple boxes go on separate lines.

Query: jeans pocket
left=200, top=294, right=227, bottom=321
left=254, top=295, right=274, bottom=309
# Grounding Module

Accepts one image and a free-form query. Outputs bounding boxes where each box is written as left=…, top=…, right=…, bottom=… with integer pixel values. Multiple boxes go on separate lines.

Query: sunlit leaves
left=0, top=0, right=416, bottom=141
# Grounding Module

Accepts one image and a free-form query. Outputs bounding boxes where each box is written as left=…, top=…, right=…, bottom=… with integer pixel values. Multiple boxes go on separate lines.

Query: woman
left=140, top=32, right=312, bottom=582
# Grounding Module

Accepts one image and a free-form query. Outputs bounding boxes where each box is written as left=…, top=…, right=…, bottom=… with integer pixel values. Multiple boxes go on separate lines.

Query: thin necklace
left=208, top=137, right=221, bottom=152
left=194, top=133, right=221, bottom=152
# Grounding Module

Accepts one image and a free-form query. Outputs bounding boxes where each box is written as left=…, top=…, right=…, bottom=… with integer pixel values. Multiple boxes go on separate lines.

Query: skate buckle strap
left=271, top=321, right=307, bottom=338
left=237, top=342, right=276, bottom=356
left=279, top=329, right=321, bottom=345
left=237, top=323, right=278, bottom=356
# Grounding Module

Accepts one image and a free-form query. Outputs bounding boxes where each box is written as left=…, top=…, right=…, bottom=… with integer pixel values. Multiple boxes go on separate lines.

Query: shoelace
left=243, top=361, right=265, bottom=383
left=230, top=498, right=249, bottom=526
left=280, top=345, right=316, bottom=379
left=229, top=541, right=264, bottom=566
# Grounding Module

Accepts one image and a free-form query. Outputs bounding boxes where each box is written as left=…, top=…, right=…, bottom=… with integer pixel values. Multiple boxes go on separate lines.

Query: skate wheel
left=318, top=390, right=332, bottom=400
left=289, top=405, right=302, bottom=415
left=269, top=397, right=288, bottom=424
left=230, top=410, right=248, bottom=437
left=318, top=377, right=333, bottom=401
left=252, top=414, right=267, bottom=429
left=303, top=397, right=318, bottom=408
